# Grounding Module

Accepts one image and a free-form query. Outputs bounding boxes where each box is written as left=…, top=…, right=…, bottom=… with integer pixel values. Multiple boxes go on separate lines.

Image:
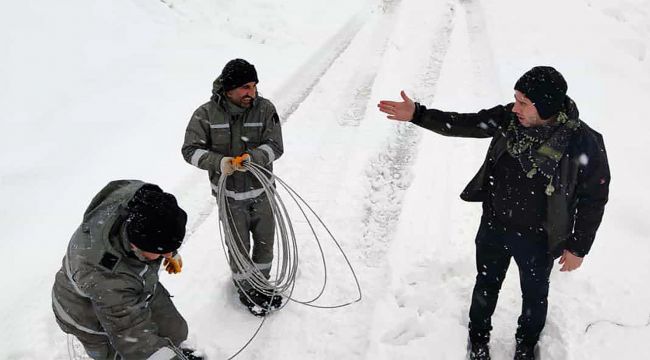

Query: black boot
left=467, top=339, right=490, bottom=360
left=263, top=292, right=283, bottom=309
left=180, top=348, right=204, bottom=360
left=238, top=288, right=282, bottom=316
left=468, top=328, right=491, bottom=360
left=255, top=289, right=283, bottom=311
left=238, top=288, right=265, bottom=316
left=514, top=341, right=538, bottom=360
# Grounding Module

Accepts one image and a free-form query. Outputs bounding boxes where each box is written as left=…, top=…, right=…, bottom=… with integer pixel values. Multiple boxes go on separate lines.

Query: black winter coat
left=411, top=97, right=610, bottom=257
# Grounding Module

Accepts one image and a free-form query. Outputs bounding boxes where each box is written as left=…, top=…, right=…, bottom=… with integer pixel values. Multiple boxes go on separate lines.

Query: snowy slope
left=1, top=0, right=649, bottom=359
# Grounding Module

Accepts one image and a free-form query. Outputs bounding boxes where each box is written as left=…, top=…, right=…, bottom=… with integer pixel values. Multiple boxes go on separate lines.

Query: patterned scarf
left=505, top=111, right=580, bottom=195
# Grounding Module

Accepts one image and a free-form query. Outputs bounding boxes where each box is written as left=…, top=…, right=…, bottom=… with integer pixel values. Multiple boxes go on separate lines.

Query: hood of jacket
left=210, top=74, right=260, bottom=109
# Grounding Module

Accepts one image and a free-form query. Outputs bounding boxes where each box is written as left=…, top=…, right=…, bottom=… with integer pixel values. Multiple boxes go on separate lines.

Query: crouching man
left=52, top=180, right=202, bottom=360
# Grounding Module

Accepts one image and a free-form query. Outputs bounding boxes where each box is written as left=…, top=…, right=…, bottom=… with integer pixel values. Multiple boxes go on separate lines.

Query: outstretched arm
left=379, top=91, right=511, bottom=138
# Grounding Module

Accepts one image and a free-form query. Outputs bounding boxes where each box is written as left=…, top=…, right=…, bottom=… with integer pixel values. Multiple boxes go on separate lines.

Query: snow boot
left=514, top=341, right=539, bottom=360
left=238, top=288, right=283, bottom=317
left=467, top=338, right=490, bottom=360
left=180, top=348, right=204, bottom=360
left=264, top=292, right=283, bottom=309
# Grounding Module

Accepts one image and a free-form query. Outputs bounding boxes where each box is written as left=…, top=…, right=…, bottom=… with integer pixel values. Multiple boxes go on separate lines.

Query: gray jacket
left=182, top=78, right=283, bottom=200
left=52, top=180, right=186, bottom=359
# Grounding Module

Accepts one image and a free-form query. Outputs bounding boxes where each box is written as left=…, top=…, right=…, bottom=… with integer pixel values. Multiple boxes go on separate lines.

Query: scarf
left=505, top=111, right=580, bottom=195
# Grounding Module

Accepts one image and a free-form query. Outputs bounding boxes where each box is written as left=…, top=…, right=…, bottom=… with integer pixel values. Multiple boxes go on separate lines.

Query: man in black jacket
left=378, top=66, right=610, bottom=360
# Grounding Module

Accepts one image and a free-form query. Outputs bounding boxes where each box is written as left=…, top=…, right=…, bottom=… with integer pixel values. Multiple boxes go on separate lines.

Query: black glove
left=181, top=348, right=204, bottom=360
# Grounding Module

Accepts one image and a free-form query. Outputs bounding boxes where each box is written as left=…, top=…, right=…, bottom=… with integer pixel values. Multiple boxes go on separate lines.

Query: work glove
left=163, top=254, right=182, bottom=274
left=180, top=348, right=204, bottom=360
left=220, top=156, right=236, bottom=176
left=232, top=153, right=251, bottom=172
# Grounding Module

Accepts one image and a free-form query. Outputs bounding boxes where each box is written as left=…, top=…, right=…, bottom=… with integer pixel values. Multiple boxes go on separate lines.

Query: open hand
left=377, top=90, right=416, bottom=121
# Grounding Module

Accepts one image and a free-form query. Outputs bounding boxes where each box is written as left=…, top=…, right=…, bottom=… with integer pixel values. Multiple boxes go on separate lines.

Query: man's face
left=130, top=244, right=172, bottom=261
left=226, top=81, right=257, bottom=108
left=512, top=90, right=546, bottom=127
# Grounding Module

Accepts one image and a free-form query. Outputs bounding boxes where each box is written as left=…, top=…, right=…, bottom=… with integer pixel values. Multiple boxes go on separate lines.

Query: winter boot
left=262, top=291, right=283, bottom=309
left=514, top=341, right=538, bottom=360
left=180, top=348, right=204, bottom=360
left=238, top=288, right=282, bottom=317
left=467, top=338, right=490, bottom=360
left=238, top=288, right=266, bottom=316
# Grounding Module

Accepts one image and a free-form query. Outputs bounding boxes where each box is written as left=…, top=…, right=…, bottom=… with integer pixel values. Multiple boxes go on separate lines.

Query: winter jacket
left=411, top=97, right=610, bottom=257
left=182, top=77, right=283, bottom=200
left=52, top=180, right=186, bottom=359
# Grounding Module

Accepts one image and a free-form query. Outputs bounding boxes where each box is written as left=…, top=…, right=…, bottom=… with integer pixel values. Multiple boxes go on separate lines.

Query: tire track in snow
left=458, top=0, right=502, bottom=101
left=361, top=2, right=498, bottom=356
left=359, top=2, right=457, bottom=266
left=339, top=0, right=403, bottom=127
left=356, top=0, right=460, bottom=356
left=272, top=11, right=369, bottom=122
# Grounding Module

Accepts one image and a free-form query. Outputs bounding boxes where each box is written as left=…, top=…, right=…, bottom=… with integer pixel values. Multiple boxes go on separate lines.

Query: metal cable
left=216, top=160, right=363, bottom=358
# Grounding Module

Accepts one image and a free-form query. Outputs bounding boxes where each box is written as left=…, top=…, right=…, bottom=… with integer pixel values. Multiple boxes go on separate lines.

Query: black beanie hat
left=514, top=66, right=568, bottom=120
left=221, top=58, right=258, bottom=92
left=126, top=186, right=187, bottom=254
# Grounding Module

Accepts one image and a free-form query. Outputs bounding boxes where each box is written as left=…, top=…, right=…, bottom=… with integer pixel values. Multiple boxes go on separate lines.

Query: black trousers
left=468, top=216, right=554, bottom=345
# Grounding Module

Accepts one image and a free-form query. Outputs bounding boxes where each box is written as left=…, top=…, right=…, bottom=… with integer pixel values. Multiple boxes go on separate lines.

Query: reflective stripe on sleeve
left=65, top=254, right=89, bottom=298
left=244, top=122, right=263, bottom=127
left=146, top=347, right=177, bottom=360
left=52, top=289, right=107, bottom=336
left=210, top=124, right=229, bottom=129
left=190, top=149, right=209, bottom=167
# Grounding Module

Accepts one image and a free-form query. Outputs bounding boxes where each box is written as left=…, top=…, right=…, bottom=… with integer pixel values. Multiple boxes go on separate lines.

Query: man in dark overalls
left=182, top=59, right=284, bottom=316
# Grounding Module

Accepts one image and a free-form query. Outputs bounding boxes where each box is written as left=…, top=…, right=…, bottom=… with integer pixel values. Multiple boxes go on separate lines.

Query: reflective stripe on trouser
left=221, top=195, right=275, bottom=291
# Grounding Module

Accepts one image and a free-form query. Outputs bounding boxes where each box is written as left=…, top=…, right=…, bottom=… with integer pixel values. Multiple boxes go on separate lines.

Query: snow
left=1, top=0, right=649, bottom=359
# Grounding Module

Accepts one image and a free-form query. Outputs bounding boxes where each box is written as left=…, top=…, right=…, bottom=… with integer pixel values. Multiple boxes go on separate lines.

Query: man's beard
left=239, top=96, right=254, bottom=107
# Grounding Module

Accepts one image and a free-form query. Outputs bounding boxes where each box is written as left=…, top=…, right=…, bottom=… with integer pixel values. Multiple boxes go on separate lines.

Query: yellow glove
left=163, top=254, right=182, bottom=274
left=220, top=157, right=236, bottom=176
left=232, top=153, right=251, bottom=172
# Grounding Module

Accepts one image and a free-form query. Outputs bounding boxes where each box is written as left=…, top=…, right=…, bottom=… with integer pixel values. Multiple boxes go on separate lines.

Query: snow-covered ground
left=1, top=0, right=649, bottom=359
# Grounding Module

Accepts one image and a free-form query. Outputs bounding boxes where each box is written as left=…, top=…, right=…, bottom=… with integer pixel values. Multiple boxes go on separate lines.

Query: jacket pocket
left=210, top=124, right=230, bottom=153
left=242, top=122, right=263, bottom=147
